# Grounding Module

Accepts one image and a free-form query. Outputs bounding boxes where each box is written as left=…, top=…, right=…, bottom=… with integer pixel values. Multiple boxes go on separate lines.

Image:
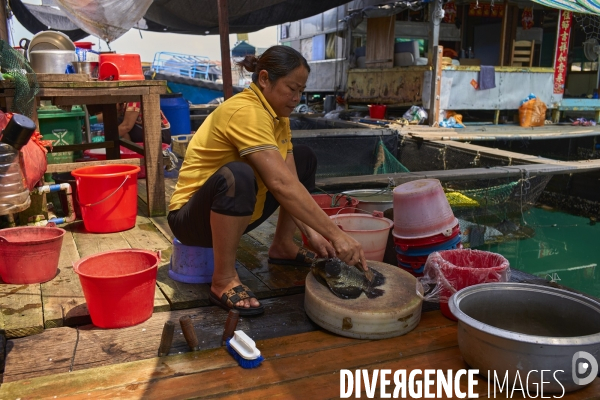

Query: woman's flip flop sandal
left=209, top=284, right=265, bottom=316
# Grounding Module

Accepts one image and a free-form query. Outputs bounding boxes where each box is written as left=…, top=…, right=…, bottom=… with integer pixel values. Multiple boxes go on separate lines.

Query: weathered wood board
left=0, top=282, right=43, bottom=339
left=40, top=228, right=87, bottom=328
left=2, top=294, right=316, bottom=383
left=3, top=310, right=600, bottom=399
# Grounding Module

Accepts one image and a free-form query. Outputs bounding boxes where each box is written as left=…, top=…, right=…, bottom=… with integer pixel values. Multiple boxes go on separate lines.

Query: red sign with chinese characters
left=554, top=10, right=572, bottom=94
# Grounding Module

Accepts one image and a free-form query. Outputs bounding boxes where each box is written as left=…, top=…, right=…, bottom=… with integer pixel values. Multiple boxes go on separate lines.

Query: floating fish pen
left=291, top=121, right=600, bottom=256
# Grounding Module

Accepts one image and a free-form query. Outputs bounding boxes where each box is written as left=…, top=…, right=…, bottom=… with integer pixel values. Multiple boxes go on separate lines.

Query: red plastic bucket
left=312, top=194, right=358, bottom=216
left=73, top=249, right=160, bottom=328
left=427, top=249, right=510, bottom=320
left=368, top=104, right=387, bottom=119
left=71, top=164, right=140, bottom=233
left=301, top=194, right=358, bottom=247
left=0, top=226, right=65, bottom=284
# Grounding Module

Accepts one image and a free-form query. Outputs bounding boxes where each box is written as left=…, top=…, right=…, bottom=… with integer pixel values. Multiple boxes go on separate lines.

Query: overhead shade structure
left=12, top=0, right=353, bottom=37
left=231, top=41, right=256, bottom=57
left=531, top=0, right=600, bottom=14
left=9, top=0, right=89, bottom=41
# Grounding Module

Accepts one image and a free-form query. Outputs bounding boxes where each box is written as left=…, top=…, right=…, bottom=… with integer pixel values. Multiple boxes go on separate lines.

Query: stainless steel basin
left=449, top=282, right=600, bottom=393
left=342, top=189, right=393, bottom=213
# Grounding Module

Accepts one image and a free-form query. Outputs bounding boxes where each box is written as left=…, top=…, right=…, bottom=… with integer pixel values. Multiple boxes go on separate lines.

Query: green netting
left=455, top=181, right=520, bottom=206
left=374, top=138, right=410, bottom=174
left=0, top=40, right=39, bottom=117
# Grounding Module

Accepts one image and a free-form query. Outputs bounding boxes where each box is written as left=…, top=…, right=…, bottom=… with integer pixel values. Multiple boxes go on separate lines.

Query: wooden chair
left=510, top=40, right=535, bottom=67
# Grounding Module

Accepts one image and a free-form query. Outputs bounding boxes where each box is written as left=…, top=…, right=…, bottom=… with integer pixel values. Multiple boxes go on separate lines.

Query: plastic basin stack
left=392, top=179, right=461, bottom=276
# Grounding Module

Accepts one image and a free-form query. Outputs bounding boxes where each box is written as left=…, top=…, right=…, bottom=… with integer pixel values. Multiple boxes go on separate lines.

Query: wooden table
left=0, top=75, right=168, bottom=217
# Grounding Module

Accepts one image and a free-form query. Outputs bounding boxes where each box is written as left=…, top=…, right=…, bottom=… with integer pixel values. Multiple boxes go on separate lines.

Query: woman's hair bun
left=236, top=55, right=259, bottom=73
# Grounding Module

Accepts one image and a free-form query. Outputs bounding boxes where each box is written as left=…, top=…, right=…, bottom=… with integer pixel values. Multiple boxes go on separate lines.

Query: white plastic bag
left=56, top=0, right=153, bottom=43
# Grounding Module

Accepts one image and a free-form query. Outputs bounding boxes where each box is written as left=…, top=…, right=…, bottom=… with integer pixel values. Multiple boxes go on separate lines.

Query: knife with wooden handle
left=357, top=261, right=374, bottom=283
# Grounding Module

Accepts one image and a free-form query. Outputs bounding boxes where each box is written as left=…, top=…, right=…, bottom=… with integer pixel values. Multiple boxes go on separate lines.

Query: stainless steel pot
left=29, top=50, right=76, bottom=74
left=449, top=282, right=600, bottom=393
left=341, top=189, right=393, bottom=213
left=71, top=61, right=99, bottom=78
left=27, top=30, right=76, bottom=59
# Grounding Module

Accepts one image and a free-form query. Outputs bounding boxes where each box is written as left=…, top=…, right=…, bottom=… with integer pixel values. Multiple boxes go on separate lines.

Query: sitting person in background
left=117, top=102, right=172, bottom=144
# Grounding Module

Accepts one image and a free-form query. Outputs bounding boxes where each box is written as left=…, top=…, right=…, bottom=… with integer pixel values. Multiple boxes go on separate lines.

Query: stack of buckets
left=392, top=179, right=461, bottom=276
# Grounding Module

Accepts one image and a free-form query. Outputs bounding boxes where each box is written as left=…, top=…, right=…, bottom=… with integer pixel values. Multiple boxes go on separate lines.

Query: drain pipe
left=33, top=183, right=76, bottom=225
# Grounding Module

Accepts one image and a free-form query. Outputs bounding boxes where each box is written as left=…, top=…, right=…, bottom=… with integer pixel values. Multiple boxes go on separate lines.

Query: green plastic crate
left=38, top=106, right=85, bottom=164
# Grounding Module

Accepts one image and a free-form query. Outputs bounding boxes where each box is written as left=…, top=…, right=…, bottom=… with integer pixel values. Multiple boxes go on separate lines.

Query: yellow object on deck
left=445, top=191, right=480, bottom=208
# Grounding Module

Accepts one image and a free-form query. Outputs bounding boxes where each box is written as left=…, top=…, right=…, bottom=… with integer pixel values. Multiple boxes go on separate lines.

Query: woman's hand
left=331, top=231, right=368, bottom=271
left=305, top=230, right=336, bottom=258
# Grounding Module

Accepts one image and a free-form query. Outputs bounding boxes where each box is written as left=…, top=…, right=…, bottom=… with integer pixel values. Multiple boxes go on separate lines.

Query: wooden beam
left=499, top=0, right=509, bottom=66
left=45, top=158, right=142, bottom=173
left=315, top=163, right=599, bottom=191
left=429, top=45, right=443, bottom=126
left=218, top=0, right=233, bottom=100
left=44, top=141, right=115, bottom=153
left=0, top=0, right=9, bottom=43
left=141, top=92, right=166, bottom=217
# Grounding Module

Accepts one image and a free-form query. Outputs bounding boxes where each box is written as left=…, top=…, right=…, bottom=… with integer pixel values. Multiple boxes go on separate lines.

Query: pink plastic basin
left=330, top=213, right=393, bottom=262
left=393, top=179, right=457, bottom=239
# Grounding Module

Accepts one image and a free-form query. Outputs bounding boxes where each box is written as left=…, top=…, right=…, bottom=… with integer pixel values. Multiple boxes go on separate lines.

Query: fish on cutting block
left=311, top=258, right=386, bottom=299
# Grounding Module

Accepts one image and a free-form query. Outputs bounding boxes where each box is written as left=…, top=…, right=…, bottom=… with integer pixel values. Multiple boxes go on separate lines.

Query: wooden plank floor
left=0, top=176, right=308, bottom=338
left=2, top=311, right=599, bottom=399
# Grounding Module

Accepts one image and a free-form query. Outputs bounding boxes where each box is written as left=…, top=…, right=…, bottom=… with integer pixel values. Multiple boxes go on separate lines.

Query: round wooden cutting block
left=304, top=261, right=423, bottom=339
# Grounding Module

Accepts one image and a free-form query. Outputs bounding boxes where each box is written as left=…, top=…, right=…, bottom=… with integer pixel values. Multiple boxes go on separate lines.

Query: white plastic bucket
left=329, top=213, right=393, bottom=261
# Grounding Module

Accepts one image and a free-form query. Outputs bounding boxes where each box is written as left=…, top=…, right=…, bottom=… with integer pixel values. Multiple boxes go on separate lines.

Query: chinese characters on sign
left=554, top=10, right=572, bottom=94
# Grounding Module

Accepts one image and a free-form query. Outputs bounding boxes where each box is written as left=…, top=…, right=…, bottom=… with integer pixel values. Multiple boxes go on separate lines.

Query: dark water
left=477, top=207, right=600, bottom=299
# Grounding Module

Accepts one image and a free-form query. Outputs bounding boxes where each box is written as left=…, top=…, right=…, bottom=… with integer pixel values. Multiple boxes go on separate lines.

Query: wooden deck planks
left=3, top=310, right=599, bottom=399
left=2, top=294, right=316, bottom=383
left=2, top=327, right=77, bottom=382
left=41, top=228, right=88, bottom=328
left=0, top=282, right=43, bottom=339
left=237, top=235, right=309, bottom=294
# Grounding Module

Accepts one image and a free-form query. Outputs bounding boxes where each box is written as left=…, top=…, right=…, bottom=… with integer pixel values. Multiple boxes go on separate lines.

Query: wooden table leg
left=141, top=92, right=166, bottom=217
left=102, top=104, right=121, bottom=160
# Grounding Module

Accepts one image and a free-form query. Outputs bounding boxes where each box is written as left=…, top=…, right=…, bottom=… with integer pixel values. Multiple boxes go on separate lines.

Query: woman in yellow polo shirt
left=168, top=46, right=366, bottom=316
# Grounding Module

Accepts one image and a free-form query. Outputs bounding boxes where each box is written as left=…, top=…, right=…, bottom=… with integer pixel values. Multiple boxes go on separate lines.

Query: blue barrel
left=160, top=93, right=191, bottom=135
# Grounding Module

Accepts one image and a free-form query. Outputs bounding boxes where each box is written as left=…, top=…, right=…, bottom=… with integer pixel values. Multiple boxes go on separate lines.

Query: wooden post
left=0, top=0, right=9, bottom=44
left=429, top=46, right=443, bottom=126
left=218, top=0, right=233, bottom=100
left=428, top=0, right=442, bottom=62
left=499, top=0, right=509, bottom=66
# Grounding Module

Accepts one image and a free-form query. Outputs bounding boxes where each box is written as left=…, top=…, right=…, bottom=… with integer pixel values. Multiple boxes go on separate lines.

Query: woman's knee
left=212, top=162, right=257, bottom=215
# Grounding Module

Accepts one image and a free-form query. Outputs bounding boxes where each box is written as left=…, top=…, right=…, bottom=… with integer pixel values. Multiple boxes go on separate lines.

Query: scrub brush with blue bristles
left=226, top=330, right=264, bottom=369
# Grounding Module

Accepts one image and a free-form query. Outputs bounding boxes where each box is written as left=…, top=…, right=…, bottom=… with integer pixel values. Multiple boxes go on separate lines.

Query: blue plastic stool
left=169, top=238, right=214, bottom=283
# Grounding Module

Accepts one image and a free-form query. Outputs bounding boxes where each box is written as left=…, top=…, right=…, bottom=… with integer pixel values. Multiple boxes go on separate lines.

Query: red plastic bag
left=0, top=111, right=50, bottom=191
left=20, top=132, right=49, bottom=191
left=418, top=249, right=510, bottom=302
left=519, top=98, right=547, bottom=127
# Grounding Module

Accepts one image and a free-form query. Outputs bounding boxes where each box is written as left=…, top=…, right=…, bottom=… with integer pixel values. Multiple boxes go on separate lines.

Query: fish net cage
left=305, top=134, right=553, bottom=247
left=396, top=137, right=552, bottom=222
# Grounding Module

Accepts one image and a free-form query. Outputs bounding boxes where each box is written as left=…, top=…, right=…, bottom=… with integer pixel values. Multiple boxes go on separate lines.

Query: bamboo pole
left=217, top=0, right=233, bottom=100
